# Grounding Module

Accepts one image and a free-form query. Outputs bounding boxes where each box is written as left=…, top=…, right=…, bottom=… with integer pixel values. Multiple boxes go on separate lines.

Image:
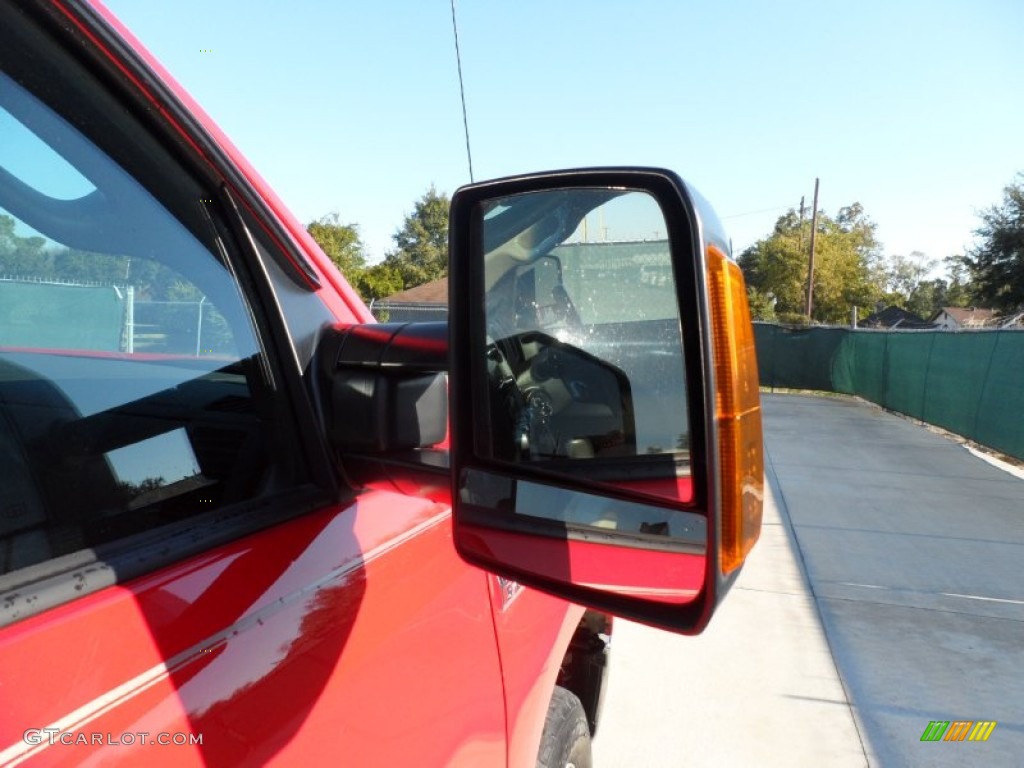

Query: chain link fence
left=368, top=301, right=448, bottom=323
left=0, top=278, right=231, bottom=355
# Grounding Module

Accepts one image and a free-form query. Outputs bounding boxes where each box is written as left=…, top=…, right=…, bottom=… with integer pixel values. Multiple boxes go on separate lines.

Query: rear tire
left=536, top=686, right=592, bottom=768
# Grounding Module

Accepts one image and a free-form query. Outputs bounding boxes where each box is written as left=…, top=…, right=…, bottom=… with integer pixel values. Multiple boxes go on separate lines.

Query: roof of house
left=860, top=305, right=932, bottom=329
left=933, top=306, right=997, bottom=326
left=376, top=239, right=671, bottom=309
left=998, top=311, right=1024, bottom=328
left=379, top=277, right=448, bottom=305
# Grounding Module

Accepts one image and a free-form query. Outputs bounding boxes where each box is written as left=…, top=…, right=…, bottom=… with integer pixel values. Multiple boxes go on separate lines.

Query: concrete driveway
left=593, top=393, right=1023, bottom=767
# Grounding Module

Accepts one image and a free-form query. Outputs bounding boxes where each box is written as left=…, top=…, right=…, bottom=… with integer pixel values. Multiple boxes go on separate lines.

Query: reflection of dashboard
left=492, top=331, right=636, bottom=460
left=0, top=351, right=264, bottom=571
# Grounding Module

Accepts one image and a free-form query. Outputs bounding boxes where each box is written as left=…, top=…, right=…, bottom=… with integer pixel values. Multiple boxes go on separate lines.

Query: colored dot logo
left=200, top=49, right=213, bottom=53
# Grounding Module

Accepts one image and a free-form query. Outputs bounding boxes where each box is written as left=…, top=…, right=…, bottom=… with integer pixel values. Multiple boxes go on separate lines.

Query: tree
left=888, top=263, right=975, bottom=321
left=746, top=287, right=777, bottom=322
left=0, top=213, right=180, bottom=297
left=356, top=262, right=404, bottom=301
left=739, top=203, right=884, bottom=324
left=903, top=278, right=944, bottom=319
left=961, top=173, right=1024, bottom=311
left=877, top=251, right=940, bottom=318
left=306, top=214, right=367, bottom=280
left=0, top=215, right=49, bottom=276
left=382, top=185, right=450, bottom=289
left=938, top=255, right=976, bottom=308
left=884, top=252, right=935, bottom=302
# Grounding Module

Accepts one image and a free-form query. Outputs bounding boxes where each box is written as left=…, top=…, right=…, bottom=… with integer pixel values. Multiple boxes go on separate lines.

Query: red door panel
left=0, top=491, right=506, bottom=767
left=486, top=576, right=584, bottom=768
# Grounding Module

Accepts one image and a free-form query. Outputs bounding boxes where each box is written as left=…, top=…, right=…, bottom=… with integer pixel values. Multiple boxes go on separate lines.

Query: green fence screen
left=755, top=323, right=1024, bottom=461
left=0, top=280, right=124, bottom=351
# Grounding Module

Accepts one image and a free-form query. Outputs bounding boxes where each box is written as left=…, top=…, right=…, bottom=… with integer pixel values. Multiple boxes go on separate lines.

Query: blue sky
left=103, top=0, right=1023, bottom=273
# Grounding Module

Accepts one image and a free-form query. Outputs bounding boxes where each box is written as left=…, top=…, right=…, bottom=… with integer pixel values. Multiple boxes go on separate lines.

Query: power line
left=721, top=204, right=791, bottom=220
left=450, top=0, right=474, bottom=182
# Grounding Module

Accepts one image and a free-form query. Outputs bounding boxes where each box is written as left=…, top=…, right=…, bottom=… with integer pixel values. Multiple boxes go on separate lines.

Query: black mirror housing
left=322, top=322, right=448, bottom=453
left=448, top=168, right=763, bottom=635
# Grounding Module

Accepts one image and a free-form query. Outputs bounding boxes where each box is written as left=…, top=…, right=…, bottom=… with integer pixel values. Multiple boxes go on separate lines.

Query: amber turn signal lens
left=707, top=245, right=764, bottom=573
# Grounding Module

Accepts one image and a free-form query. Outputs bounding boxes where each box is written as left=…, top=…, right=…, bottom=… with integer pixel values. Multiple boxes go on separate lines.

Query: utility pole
left=798, top=196, right=805, bottom=253
left=805, top=178, right=819, bottom=322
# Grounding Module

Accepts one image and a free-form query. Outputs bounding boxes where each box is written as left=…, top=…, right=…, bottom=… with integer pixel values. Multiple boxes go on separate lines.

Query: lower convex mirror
left=459, top=469, right=706, bottom=605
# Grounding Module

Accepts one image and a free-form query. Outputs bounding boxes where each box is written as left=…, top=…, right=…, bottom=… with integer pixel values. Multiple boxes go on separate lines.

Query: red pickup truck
left=0, top=1, right=763, bottom=766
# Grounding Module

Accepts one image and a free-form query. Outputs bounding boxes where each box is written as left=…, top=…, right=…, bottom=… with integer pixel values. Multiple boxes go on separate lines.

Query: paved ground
left=593, top=393, right=1023, bottom=767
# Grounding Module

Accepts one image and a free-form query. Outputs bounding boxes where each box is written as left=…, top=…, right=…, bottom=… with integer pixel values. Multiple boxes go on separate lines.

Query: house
left=931, top=306, right=997, bottom=330
left=370, top=277, right=448, bottom=322
left=998, top=311, right=1024, bottom=329
left=367, top=240, right=676, bottom=323
left=859, top=305, right=933, bottom=329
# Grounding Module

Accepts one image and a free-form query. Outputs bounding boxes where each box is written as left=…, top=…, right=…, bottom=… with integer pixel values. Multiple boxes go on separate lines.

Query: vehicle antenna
left=450, top=0, right=474, bottom=182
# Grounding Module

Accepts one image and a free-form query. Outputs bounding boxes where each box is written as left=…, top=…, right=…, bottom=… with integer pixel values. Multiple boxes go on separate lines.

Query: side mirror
left=448, top=168, right=763, bottom=634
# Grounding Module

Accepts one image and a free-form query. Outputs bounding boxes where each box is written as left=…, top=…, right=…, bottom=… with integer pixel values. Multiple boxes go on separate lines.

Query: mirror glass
left=475, top=188, right=692, bottom=504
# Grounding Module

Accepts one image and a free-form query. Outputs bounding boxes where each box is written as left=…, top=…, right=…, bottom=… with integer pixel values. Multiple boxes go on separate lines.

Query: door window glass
left=0, top=70, right=281, bottom=575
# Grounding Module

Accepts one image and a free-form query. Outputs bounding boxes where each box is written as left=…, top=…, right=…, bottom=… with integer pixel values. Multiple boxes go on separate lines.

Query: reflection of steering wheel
left=485, top=337, right=558, bottom=461
left=485, top=338, right=525, bottom=459
left=522, top=386, right=558, bottom=457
